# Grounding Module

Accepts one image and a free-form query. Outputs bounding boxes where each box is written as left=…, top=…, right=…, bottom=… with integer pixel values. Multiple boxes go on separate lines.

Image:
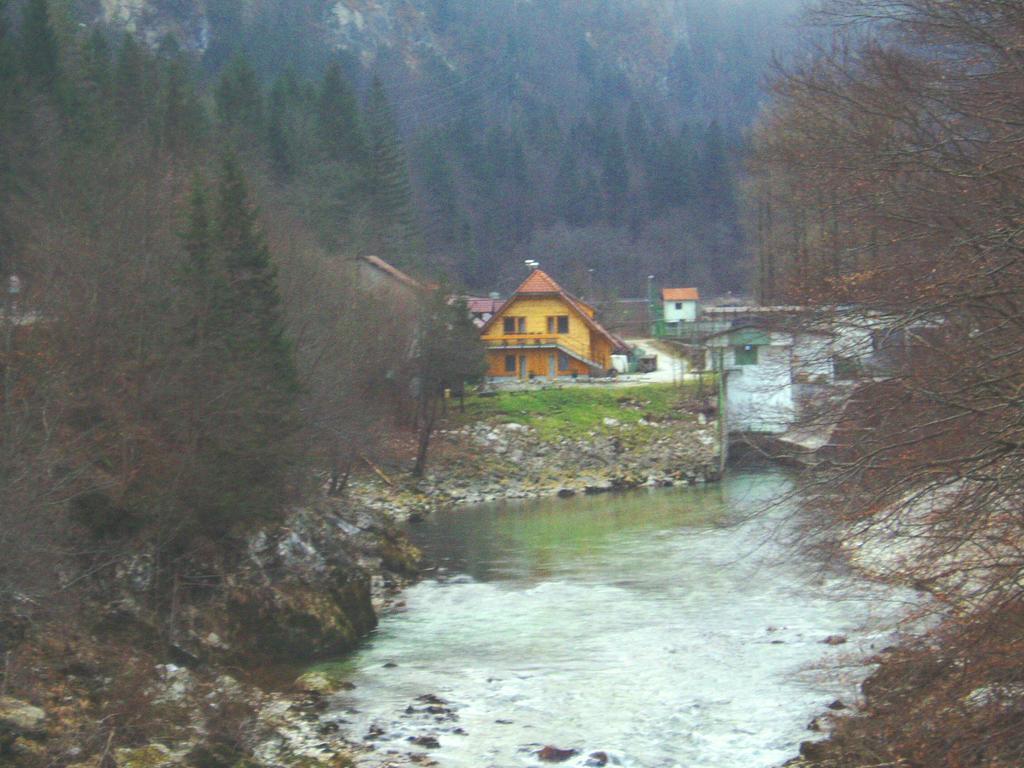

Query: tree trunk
left=412, top=394, right=438, bottom=477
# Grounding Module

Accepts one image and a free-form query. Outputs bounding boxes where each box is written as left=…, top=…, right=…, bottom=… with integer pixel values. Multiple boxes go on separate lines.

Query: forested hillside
left=0, top=0, right=485, bottom=611
left=76, top=0, right=802, bottom=295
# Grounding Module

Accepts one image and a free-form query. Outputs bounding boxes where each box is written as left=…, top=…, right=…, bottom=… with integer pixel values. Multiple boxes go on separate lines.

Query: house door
left=518, top=355, right=527, bottom=379
left=548, top=353, right=556, bottom=378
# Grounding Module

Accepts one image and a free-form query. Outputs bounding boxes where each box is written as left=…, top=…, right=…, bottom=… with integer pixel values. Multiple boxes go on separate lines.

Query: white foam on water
left=334, top=472, right=912, bottom=768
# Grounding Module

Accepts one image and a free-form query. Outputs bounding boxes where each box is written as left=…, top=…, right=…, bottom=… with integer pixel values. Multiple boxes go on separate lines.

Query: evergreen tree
left=317, top=61, right=364, bottom=162
left=625, top=100, right=651, bottom=163
left=114, top=33, right=148, bottom=131
left=160, top=56, right=194, bottom=155
left=266, top=78, right=293, bottom=180
left=184, top=177, right=214, bottom=277
left=215, top=153, right=297, bottom=398
left=647, top=128, right=696, bottom=213
left=417, top=134, right=460, bottom=246
left=555, top=150, right=599, bottom=227
left=365, top=76, right=418, bottom=260
left=698, top=120, right=736, bottom=217
left=0, top=0, right=18, bottom=115
left=19, top=0, right=58, bottom=90
left=176, top=157, right=299, bottom=533
left=215, top=54, right=263, bottom=132
left=601, top=128, right=629, bottom=223
left=81, top=29, right=111, bottom=99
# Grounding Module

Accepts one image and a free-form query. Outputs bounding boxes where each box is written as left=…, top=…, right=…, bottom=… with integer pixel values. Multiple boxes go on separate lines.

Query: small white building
left=706, top=325, right=835, bottom=434
left=662, top=287, right=700, bottom=324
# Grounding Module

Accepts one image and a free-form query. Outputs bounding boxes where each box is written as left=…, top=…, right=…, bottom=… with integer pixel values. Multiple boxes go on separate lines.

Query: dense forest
left=48, top=0, right=802, bottom=297
left=0, top=0, right=485, bottom=608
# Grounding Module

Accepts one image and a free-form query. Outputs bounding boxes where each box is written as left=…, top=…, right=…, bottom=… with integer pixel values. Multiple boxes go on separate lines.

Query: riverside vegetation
left=2, top=350, right=722, bottom=766
left=750, top=0, right=1024, bottom=764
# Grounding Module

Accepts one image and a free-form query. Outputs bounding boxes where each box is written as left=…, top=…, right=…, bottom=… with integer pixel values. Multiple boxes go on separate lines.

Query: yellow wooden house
left=480, top=268, right=627, bottom=379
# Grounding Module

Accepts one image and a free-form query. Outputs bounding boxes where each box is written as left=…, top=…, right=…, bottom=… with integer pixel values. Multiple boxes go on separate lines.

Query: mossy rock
left=294, top=665, right=355, bottom=694
left=114, top=744, right=187, bottom=768
left=186, top=742, right=261, bottom=768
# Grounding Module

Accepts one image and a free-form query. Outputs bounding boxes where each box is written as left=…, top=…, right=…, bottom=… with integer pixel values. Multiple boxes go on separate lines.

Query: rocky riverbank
left=0, top=388, right=723, bottom=768
left=0, top=495, right=421, bottom=768
left=350, top=404, right=722, bottom=520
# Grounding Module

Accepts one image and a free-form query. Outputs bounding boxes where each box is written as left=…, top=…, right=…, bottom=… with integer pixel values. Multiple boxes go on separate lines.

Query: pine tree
left=317, top=62, right=364, bottom=162
left=365, top=76, right=418, bottom=260
left=183, top=177, right=214, bottom=279
left=698, top=120, right=736, bottom=217
left=555, top=150, right=599, bottom=227
left=215, top=54, right=263, bottom=133
left=81, top=29, right=111, bottom=98
left=647, top=128, right=696, bottom=213
left=0, top=0, right=18, bottom=112
left=176, top=158, right=299, bottom=533
left=601, top=128, right=629, bottom=224
left=114, top=33, right=148, bottom=130
left=160, top=56, right=192, bottom=155
left=216, top=153, right=297, bottom=394
left=625, top=100, right=651, bottom=163
left=19, top=0, right=58, bottom=90
left=266, top=78, right=293, bottom=180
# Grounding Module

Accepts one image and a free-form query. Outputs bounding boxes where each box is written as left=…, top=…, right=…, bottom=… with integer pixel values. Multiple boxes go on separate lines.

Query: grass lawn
left=449, top=382, right=708, bottom=441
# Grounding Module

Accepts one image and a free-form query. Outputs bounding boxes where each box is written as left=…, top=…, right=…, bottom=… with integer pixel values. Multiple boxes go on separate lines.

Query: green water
left=325, top=470, right=909, bottom=768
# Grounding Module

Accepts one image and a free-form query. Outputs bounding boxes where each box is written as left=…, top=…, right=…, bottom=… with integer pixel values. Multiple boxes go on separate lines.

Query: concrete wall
left=725, top=344, right=795, bottom=433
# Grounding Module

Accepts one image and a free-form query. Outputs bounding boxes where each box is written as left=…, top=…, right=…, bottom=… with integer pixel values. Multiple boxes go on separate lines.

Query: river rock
left=586, top=751, right=610, bottom=766
left=798, top=739, right=829, bottom=761
left=537, top=745, right=579, bottom=762
left=114, top=743, right=187, bottom=768
left=822, top=635, right=847, bottom=645
left=0, top=697, right=46, bottom=740
left=295, top=670, right=355, bottom=694
left=408, top=735, right=441, bottom=748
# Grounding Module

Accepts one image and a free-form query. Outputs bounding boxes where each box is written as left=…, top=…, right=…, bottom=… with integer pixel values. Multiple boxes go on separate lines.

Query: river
left=323, top=470, right=911, bottom=768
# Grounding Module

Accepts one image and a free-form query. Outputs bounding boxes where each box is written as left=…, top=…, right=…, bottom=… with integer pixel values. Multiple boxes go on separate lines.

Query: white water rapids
left=320, top=470, right=914, bottom=768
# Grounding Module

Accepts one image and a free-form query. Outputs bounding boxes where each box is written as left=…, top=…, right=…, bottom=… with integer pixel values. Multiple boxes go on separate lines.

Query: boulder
left=408, top=735, right=441, bottom=748
left=0, top=697, right=46, bottom=739
left=294, top=670, right=355, bottom=694
left=537, top=745, right=579, bottom=762
left=798, top=739, right=829, bottom=761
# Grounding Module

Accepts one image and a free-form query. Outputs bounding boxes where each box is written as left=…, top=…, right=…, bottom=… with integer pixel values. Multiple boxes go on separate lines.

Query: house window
left=503, top=316, right=527, bottom=333
left=735, top=344, right=759, bottom=365
left=675, top=302, right=683, bottom=310
left=504, top=354, right=516, bottom=373
left=547, top=315, right=569, bottom=334
left=558, top=352, right=571, bottom=371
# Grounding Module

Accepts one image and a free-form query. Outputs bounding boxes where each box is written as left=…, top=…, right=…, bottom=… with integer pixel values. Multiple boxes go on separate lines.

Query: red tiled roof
left=467, top=296, right=504, bottom=314
left=516, top=269, right=564, bottom=294
left=359, top=255, right=427, bottom=291
left=662, top=287, right=700, bottom=301
left=479, top=269, right=628, bottom=354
